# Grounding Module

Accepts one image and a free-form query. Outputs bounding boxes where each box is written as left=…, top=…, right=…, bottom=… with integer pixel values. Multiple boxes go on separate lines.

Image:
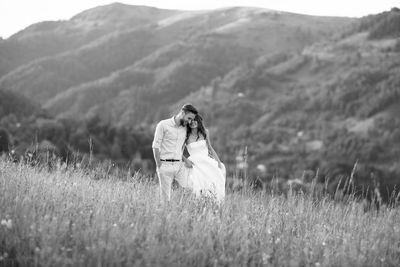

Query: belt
left=161, top=159, right=181, bottom=162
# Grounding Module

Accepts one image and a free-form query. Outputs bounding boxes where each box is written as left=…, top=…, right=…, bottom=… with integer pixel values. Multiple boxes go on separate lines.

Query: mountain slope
left=43, top=38, right=257, bottom=123
left=19, top=7, right=351, bottom=123
left=0, top=3, right=178, bottom=78
left=0, top=5, right=352, bottom=106
left=0, top=89, right=40, bottom=118
left=176, top=8, right=400, bottom=188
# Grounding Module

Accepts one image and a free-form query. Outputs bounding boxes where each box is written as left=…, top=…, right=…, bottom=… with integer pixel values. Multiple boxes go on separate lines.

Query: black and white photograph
left=1, top=0, right=400, bottom=266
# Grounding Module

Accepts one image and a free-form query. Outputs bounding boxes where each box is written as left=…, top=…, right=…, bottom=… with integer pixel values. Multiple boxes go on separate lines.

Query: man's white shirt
left=152, top=117, right=187, bottom=160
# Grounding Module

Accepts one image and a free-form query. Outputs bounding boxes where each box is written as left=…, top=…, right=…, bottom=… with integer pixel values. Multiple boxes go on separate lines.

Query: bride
left=185, top=114, right=226, bottom=201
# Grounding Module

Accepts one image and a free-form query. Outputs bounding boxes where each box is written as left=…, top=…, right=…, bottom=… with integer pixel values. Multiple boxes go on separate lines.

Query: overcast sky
left=0, top=0, right=398, bottom=38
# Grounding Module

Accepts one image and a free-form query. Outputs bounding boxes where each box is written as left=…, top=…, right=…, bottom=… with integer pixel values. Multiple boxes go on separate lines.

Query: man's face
left=181, top=112, right=195, bottom=126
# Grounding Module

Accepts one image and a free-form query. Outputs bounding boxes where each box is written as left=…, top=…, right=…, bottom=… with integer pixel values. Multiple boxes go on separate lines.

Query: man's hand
left=153, top=148, right=162, bottom=171
left=184, top=159, right=194, bottom=168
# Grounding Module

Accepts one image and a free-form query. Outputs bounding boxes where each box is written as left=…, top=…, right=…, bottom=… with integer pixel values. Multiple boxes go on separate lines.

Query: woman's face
left=189, top=120, right=198, bottom=129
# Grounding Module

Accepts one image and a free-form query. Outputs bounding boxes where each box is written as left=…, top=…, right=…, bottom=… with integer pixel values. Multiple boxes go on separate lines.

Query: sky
left=0, top=0, right=398, bottom=39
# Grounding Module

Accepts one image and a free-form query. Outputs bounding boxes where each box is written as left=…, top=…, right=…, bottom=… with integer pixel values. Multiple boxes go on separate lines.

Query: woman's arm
left=205, top=129, right=222, bottom=168
left=182, top=146, right=194, bottom=168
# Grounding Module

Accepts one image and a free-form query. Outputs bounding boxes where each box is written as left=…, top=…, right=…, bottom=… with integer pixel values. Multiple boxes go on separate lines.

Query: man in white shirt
left=152, top=104, right=198, bottom=203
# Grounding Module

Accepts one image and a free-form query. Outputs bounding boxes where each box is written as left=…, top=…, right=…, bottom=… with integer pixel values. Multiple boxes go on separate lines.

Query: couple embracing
left=152, top=104, right=226, bottom=203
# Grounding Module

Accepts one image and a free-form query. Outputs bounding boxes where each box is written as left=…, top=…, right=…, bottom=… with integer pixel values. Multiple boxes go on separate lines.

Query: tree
left=0, top=128, right=10, bottom=153
left=110, top=143, right=123, bottom=159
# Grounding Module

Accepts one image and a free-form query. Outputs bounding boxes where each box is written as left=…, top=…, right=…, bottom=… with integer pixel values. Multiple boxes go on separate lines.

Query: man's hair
left=181, top=104, right=198, bottom=115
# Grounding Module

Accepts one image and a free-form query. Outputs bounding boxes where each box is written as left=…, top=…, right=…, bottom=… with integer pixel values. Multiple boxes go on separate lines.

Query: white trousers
left=156, top=162, right=191, bottom=203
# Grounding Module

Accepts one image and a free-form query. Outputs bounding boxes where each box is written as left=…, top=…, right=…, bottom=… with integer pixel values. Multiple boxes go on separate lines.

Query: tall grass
left=1, top=159, right=400, bottom=266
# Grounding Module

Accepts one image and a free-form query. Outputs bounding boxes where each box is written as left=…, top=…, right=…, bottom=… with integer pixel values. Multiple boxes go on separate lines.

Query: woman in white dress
left=185, top=114, right=226, bottom=201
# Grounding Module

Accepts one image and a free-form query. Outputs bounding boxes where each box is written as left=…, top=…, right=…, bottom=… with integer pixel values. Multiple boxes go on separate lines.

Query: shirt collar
left=171, top=116, right=180, bottom=127
left=170, top=116, right=185, bottom=128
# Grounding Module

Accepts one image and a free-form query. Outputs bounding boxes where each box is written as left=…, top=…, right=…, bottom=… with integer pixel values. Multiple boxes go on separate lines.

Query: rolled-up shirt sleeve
left=152, top=122, right=164, bottom=149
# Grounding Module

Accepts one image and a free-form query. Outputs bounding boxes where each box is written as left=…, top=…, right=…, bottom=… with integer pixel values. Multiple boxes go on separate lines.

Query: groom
left=152, top=104, right=198, bottom=203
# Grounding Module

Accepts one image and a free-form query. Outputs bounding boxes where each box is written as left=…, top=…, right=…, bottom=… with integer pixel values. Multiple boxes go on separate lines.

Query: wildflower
left=113, top=223, right=117, bottom=227
left=0, top=252, right=7, bottom=261
left=315, top=263, right=321, bottom=267
left=262, top=253, right=271, bottom=264
left=1, top=219, right=12, bottom=229
left=35, top=247, right=41, bottom=253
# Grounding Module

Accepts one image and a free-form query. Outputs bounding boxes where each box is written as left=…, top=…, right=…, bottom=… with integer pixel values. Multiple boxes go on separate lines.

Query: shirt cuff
left=152, top=142, right=161, bottom=149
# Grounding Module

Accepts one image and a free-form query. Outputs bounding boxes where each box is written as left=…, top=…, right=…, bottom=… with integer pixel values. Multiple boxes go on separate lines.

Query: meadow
left=1, top=159, right=400, bottom=267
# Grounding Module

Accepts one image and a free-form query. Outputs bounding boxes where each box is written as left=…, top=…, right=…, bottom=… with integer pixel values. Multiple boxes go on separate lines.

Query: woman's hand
left=184, top=158, right=194, bottom=168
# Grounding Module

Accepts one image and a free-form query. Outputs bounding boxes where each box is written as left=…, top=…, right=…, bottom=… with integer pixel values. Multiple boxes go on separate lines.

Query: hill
left=0, top=3, right=177, bottom=78
left=44, top=8, right=351, bottom=123
left=178, top=8, right=400, bottom=193
left=0, top=89, right=40, bottom=118
left=0, top=5, right=351, bottom=105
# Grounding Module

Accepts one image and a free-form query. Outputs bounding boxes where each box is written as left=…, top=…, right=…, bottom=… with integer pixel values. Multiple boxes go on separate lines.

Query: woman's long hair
left=186, top=114, right=207, bottom=143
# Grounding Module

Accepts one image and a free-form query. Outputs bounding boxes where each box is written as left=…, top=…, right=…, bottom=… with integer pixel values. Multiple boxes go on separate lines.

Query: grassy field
left=1, top=159, right=400, bottom=267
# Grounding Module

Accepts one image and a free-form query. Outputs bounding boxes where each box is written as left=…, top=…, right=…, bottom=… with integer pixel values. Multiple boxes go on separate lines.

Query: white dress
left=186, top=140, right=226, bottom=201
